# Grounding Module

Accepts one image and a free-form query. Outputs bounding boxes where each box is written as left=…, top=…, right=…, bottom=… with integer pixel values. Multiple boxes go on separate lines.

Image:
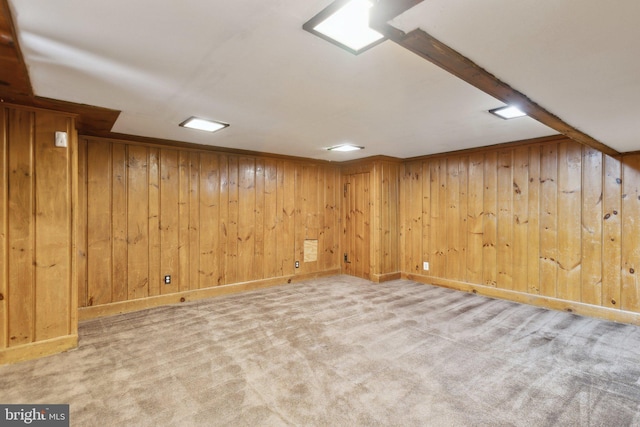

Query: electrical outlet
left=423, top=262, right=429, bottom=271
left=295, top=261, right=300, bottom=268
left=164, top=275, right=171, bottom=284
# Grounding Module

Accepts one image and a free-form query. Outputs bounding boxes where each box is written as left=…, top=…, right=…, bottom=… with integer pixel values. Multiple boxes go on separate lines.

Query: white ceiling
left=8, top=0, right=637, bottom=160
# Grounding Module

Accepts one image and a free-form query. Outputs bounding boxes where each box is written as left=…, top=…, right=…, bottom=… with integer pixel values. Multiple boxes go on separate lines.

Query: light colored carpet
left=2, top=275, right=640, bottom=426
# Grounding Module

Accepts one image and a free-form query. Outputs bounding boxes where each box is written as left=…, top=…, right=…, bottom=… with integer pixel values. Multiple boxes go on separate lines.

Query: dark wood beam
left=0, top=0, right=31, bottom=97
left=370, top=1, right=620, bottom=157
left=0, top=0, right=120, bottom=134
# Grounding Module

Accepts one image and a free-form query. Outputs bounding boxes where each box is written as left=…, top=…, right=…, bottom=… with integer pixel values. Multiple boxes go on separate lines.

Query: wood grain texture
left=399, top=136, right=640, bottom=320
left=466, top=154, right=484, bottom=284
left=556, top=141, right=582, bottom=301
left=446, top=158, right=461, bottom=280
left=0, top=108, right=7, bottom=349
left=33, top=112, right=73, bottom=341
left=539, top=145, right=558, bottom=297
left=431, top=159, right=447, bottom=278
left=602, top=155, right=622, bottom=308
left=621, top=155, right=640, bottom=312
left=78, top=137, right=341, bottom=308
left=6, top=108, right=33, bottom=346
left=76, top=139, right=88, bottom=308
left=581, top=148, right=603, bottom=306
left=482, top=152, right=497, bottom=287
left=497, top=150, right=513, bottom=290
left=1, top=105, right=76, bottom=359
left=512, top=146, right=529, bottom=293
left=111, top=143, right=128, bottom=301
left=127, top=145, right=149, bottom=300
left=527, top=145, right=541, bottom=294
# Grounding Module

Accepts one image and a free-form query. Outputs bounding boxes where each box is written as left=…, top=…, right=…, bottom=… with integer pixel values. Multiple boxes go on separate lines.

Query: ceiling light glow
left=489, top=106, right=527, bottom=119
left=327, top=144, right=364, bottom=152
left=304, top=0, right=385, bottom=54
left=180, top=117, right=229, bottom=133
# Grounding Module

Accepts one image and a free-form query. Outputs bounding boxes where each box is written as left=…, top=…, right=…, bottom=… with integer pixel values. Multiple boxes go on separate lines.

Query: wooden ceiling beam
left=0, top=0, right=120, bottom=134
left=371, top=0, right=620, bottom=157
left=0, top=0, right=31, bottom=97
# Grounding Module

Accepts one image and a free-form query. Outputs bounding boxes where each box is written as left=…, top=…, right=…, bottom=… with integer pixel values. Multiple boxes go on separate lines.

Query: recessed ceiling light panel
left=180, top=117, right=229, bottom=133
left=303, top=0, right=385, bottom=55
left=489, top=106, right=527, bottom=120
left=327, top=144, right=364, bottom=152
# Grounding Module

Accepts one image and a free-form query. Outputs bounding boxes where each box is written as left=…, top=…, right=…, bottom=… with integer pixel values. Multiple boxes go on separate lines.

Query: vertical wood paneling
left=238, top=157, right=255, bottom=282
left=74, top=134, right=640, bottom=323
left=539, top=145, right=558, bottom=297
left=602, top=154, right=622, bottom=308
left=254, top=159, right=265, bottom=279
left=621, top=155, right=640, bottom=312
left=198, top=153, right=218, bottom=288
left=557, top=141, right=582, bottom=301
left=77, top=140, right=88, bottom=308
left=409, top=163, right=422, bottom=274
left=280, top=161, right=295, bottom=276
left=458, top=157, right=468, bottom=282
left=0, top=110, right=7, bottom=349
left=160, top=149, right=179, bottom=294
left=218, top=155, right=230, bottom=284
left=178, top=151, right=190, bottom=291
left=388, top=163, right=400, bottom=274
left=512, top=146, right=529, bottom=293
left=7, top=109, right=34, bottom=345
left=352, top=172, right=370, bottom=279
left=1, top=106, right=77, bottom=360
left=111, top=143, right=128, bottom=301
left=323, top=166, right=339, bottom=272
left=395, top=137, right=640, bottom=320
left=483, top=152, right=497, bottom=287
left=127, top=145, right=149, bottom=300
left=467, top=153, right=484, bottom=284
left=188, top=152, right=200, bottom=290
left=87, top=140, right=112, bottom=305
left=420, top=160, right=430, bottom=275
left=497, top=150, right=513, bottom=290
left=527, top=145, right=541, bottom=294
left=431, top=160, right=447, bottom=277
left=581, top=148, right=603, bottom=305
left=446, top=158, right=461, bottom=280
left=148, top=148, right=160, bottom=296
left=34, top=113, right=72, bottom=340
left=226, top=156, right=239, bottom=284
left=263, top=158, right=278, bottom=278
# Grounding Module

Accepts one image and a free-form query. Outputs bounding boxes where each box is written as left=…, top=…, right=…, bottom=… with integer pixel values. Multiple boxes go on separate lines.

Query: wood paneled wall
left=341, top=159, right=400, bottom=282
left=0, top=105, right=78, bottom=364
left=77, top=137, right=340, bottom=313
left=401, top=136, right=640, bottom=320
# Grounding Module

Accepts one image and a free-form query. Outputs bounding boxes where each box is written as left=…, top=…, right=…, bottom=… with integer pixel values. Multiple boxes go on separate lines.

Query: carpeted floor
left=2, top=275, right=640, bottom=426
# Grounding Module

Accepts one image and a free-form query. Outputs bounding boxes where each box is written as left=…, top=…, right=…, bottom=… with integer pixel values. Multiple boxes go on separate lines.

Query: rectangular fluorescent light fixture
left=489, top=106, right=527, bottom=119
left=303, top=0, right=385, bottom=55
left=180, top=117, right=229, bottom=133
left=327, top=144, right=364, bottom=152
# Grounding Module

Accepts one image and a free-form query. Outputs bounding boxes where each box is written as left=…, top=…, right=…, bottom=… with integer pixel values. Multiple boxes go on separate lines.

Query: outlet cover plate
left=423, top=261, right=429, bottom=271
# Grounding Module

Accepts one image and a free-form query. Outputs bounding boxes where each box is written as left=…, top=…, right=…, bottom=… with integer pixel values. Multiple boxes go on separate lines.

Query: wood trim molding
left=370, top=1, right=620, bottom=158
left=404, top=273, right=640, bottom=327
left=0, top=335, right=78, bottom=365
left=79, top=270, right=341, bottom=321
left=371, top=272, right=402, bottom=283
